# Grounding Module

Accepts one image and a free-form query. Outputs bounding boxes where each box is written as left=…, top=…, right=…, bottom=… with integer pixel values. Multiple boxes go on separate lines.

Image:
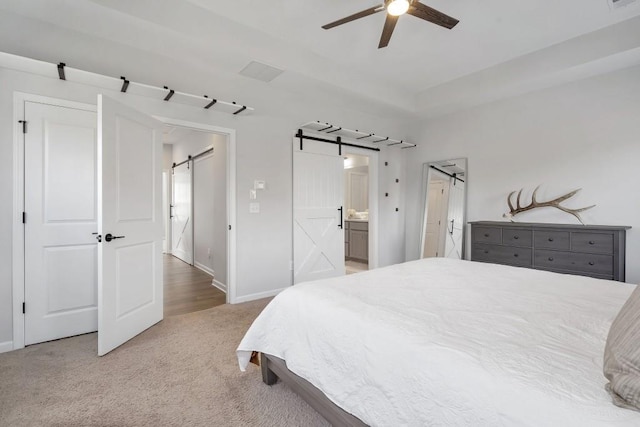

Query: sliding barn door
left=97, top=94, right=163, bottom=356
left=293, top=139, right=345, bottom=284
left=171, top=162, right=193, bottom=265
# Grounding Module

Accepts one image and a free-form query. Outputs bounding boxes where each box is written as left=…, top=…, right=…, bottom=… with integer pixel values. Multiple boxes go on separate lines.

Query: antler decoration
left=503, top=186, right=595, bottom=224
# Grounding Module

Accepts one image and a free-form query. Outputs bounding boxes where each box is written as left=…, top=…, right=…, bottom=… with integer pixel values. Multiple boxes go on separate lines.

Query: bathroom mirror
left=420, top=158, right=467, bottom=259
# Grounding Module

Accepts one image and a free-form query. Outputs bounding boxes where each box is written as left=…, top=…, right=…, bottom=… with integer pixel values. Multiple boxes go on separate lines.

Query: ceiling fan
left=322, top=0, right=459, bottom=49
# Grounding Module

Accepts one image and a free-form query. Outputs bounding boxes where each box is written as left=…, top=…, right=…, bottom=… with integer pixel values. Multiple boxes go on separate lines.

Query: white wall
left=0, top=66, right=409, bottom=346
left=405, top=65, right=640, bottom=284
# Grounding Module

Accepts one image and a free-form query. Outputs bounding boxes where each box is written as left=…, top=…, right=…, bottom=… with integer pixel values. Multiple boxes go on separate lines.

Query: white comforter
left=237, top=258, right=640, bottom=426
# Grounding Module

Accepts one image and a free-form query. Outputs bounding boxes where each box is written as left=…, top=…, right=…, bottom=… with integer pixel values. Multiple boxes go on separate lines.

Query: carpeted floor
left=0, top=299, right=329, bottom=426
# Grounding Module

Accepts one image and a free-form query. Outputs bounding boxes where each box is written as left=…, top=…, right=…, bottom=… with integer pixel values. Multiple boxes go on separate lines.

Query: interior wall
left=0, top=66, right=409, bottom=346
left=404, top=65, right=640, bottom=284
left=162, top=144, right=173, bottom=170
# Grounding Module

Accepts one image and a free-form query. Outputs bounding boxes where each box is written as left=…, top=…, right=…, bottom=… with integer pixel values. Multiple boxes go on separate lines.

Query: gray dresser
left=470, top=221, right=630, bottom=282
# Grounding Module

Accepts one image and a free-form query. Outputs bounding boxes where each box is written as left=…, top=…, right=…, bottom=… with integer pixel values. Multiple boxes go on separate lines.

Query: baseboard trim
left=233, top=287, right=288, bottom=304
left=212, top=279, right=227, bottom=293
left=0, top=341, right=14, bottom=354
left=194, top=262, right=214, bottom=277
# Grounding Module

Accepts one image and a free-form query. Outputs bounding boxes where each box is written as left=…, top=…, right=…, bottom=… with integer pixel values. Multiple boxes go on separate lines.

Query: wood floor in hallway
left=164, top=254, right=226, bottom=317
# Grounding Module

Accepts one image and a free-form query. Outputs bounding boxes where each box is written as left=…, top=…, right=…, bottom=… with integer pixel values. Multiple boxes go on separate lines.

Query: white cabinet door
left=97, top=95, right=163, bottom=356
left=293, top=139, right=345, bottom=283
left=24, top=101, right=98, bottom=345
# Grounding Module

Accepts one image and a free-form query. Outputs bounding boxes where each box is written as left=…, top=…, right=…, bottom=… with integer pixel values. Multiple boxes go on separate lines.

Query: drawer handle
left=514, top=235, right=519, bottom=240
left=548, top=238, right=554, bottom=242
left=484, top=233, right=490, bottom=237
left=588, top=261, right=595, bottom=266
left=589, top=240, right=595, bottom=245
left=513, top=253, right=519, bottom=258
left=548, top=257, right=554, bottom=261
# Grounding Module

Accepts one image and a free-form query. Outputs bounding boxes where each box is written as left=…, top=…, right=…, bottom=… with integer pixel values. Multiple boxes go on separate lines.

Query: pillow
left=604, top=284, right=640, bottom=411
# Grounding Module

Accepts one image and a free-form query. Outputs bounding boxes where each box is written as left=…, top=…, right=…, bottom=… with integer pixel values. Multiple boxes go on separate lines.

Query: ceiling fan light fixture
left=387, top=0, right=410, bottom=16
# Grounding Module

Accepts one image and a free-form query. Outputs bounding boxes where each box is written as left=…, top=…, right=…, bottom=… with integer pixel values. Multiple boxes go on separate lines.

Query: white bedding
left=237, top=258, right=640, bottom=426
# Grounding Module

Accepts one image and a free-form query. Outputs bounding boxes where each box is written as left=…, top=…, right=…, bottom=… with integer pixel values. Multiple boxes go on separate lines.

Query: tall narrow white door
left=24, top=101, right=98, bottom=345
left=97, top=94, right=163, bottom=356
left=423, top=181, right=447, bottom=258
left=171, top=162, right=193, bottom=265
left=293, top=139, right=345, bottom=284
left=444, top=181, right=465, bottom=259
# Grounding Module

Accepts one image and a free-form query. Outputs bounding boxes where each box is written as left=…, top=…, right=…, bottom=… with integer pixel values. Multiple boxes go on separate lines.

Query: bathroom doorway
left=343, top=154, right=369, bottom=274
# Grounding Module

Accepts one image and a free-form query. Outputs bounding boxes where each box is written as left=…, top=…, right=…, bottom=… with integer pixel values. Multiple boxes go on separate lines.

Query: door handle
left=104, top=233, right=125, bottom=242
left=338, top=206, right=343, bottom=229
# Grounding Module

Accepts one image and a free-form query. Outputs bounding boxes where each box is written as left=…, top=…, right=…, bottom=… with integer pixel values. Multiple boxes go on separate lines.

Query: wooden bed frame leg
left=260, top=353, right=278, bottom=385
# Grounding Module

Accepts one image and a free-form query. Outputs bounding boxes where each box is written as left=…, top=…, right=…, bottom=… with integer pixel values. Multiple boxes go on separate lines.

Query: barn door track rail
left=300, top=121, right=416, bottom=149
left=0, top=52, right=254, bottom=116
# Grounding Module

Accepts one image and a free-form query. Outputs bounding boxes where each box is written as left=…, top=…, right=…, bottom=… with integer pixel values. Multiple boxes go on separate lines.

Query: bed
left=237, top=258, right=640, bottom=426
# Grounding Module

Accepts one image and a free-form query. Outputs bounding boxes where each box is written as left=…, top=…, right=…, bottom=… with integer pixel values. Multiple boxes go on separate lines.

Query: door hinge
left=18, top=120, right=27, bottom=134
left=228, top=225, right=232, bottom=231
left=22, top=212, right=26, bottom=224
left=441, top=189, right=444, bottom=194
left=22, top=302, right=25, bottom=314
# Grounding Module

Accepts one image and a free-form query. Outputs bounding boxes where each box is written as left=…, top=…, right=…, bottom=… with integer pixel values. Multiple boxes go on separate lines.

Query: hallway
left=163, top=255, right=226, bottom=317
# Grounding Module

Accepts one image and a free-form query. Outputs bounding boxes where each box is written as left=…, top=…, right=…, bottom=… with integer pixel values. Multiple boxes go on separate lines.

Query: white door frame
left=12, top=93, right=237, bottom=351
left=291, top=136, right=379, bottom=284
left=342, top=146, right=379, bottom=269
left=155, top=116, right=236, bottom=304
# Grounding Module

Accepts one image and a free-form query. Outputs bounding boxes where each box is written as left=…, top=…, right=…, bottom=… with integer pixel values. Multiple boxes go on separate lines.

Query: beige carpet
left=0, top=299, right=329, bottom=426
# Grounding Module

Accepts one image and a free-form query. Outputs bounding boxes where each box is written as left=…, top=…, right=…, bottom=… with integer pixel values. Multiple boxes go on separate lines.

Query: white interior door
left=171, top=162, right=193, bottom=265
left=24, top=101, right=98, bottom=345
left=293, top=139, right=345, bottom=284
left=423, top=180, right=446, bottom=258
left=98, top=94, right=163, bottom=356
left=444, top=180, right=465, bottom=259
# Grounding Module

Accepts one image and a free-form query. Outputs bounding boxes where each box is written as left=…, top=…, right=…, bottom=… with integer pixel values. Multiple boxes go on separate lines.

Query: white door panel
left=171, top=162, right=193, bottom=264
left=24, top=101, right=98, bottom=345
left=423, top=181, right=446, bottom=258
left=293, top=139, right=344, bottom=284
left=444, top=181, right=465, bottom=259
left=98, top=94, right=163, bottom=356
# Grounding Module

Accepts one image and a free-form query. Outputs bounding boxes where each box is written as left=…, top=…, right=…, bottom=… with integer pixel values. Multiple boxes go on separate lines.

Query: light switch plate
left=249, top=202, right=260, bottom=213
left=254, top=180, right=266, bottom=190
left=249, top=189, right=257, bottom=200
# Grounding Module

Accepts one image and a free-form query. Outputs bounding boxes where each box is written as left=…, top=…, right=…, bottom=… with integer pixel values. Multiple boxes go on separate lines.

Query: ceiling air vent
left=239, top=61, right=284, bottom=83
left=608, top=0, right=638, bottom=10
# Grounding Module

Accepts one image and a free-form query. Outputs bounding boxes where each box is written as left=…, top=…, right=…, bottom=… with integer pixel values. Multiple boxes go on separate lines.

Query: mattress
left=237, top=258, right=640, bottom=426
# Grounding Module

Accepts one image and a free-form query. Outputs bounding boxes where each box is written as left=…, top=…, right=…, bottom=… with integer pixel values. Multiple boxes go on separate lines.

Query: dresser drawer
left=534, top=250, right=613, bottom=276
left=473, top=244, right=532, bottom=267
left=473, top=227, right=502, bottom=244
left=349, top=221, right=368, bottom=231
left=502, top=229, right=532, bottom=247
left=571, top=232, right=614, bottom=254
left=534, top=230, right=570, bottom=250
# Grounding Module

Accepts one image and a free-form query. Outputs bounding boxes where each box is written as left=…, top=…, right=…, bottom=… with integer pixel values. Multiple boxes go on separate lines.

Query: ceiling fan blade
left=378, top=14, right=399, bottom=49
left=409, top=2, right=459, bottom=29
left=322, top=6, right=384, bottom=30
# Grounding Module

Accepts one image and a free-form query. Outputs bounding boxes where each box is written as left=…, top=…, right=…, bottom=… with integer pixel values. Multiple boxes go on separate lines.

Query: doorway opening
left=343, top=154, right=369, bottom=275
left=162, top=125, right=229, bottom=316
left=12, top=93, right=238, bottom=353
left=292, top=135, right=378, bottom=285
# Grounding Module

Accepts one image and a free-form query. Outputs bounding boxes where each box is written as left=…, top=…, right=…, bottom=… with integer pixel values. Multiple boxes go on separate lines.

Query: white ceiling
left=0, top=0, right=639, bottom=119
